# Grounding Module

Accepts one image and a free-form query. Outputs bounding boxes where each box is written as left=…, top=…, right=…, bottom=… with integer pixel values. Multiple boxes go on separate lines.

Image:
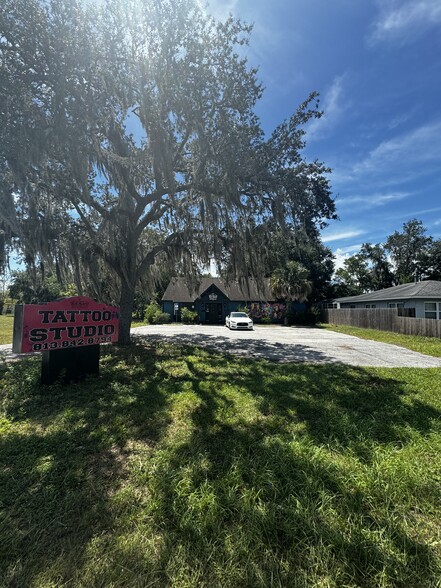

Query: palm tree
left=270, top=261, right=312, bottom=321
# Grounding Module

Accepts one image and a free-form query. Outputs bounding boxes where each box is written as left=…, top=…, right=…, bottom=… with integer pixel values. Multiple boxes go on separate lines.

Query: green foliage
left=334, top=255, right=372, bottom=295
left=144, top=302, right=161, bottom=324
left=385, top=219, right=430, bottom=283
left=8, top=270, right=68, bottom=304
left=0, top=344, right=440, bottom=586
left=261, top=226, right=335, bottom=302
left=270, top=260, right=312, bottom=302
left=334, top=219, right=440, bottom=295
left=420, top=239, right=441, bottom=281
left=260, top=315, right=272, bottom=324
left=153, top=311, right=171, bottom=324
left=144, top=302, right=170, bottom=324
left=180, top=307, right=198, bottom=323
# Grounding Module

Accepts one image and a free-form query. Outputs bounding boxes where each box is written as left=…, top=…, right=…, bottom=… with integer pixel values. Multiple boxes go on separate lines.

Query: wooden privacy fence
left=322, top=308, right=441, bottom=338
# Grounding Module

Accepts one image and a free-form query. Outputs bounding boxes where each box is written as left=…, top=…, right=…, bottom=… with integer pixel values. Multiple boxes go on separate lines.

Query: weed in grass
left=0, top=343, right=440, bottom=587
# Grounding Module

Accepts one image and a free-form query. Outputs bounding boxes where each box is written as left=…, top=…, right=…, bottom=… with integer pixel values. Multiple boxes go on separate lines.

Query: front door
left=205, top=303, right=222, bottom=324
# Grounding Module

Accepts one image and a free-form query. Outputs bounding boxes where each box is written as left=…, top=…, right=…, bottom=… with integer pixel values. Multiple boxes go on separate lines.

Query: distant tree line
left=334, top=219, right=441, bottom=297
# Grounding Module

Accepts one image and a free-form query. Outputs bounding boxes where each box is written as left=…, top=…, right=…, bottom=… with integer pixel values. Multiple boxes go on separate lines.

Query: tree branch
left=135, top=232, right=182, bottom=281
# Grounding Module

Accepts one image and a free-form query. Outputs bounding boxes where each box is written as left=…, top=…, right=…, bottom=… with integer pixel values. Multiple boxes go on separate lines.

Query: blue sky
left=206, top=0, right=441, bottom=267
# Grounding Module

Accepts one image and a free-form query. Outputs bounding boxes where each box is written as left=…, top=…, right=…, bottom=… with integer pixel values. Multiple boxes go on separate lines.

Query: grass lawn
left=321, top=323, right=441, bottom=358
left=0, top=315, right=13, bottom=345
left=1, top=343, right=440, bottom=587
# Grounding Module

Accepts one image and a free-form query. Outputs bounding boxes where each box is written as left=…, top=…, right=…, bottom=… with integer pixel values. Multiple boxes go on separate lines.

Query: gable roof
left=162, top=277, right=274, bottom=302
left=334, top=280, right=441, bottom=304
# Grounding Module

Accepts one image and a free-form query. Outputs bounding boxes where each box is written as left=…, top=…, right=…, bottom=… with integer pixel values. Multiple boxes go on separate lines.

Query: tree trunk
left=118, top=281, right=135, bottom=345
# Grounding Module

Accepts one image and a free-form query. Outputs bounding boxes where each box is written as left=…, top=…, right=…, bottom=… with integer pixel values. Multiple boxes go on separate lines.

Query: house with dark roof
left=327, top=280, right=441, bottom=319
left=162, top=277, right=303, bottom=324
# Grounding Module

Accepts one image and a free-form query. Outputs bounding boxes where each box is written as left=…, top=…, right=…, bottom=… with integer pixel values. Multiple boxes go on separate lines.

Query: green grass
left=0, top=315, right=13, bottom=345
left=1, top=343, right=441, bottom=587
left=321, top=323, right=441, bottom=358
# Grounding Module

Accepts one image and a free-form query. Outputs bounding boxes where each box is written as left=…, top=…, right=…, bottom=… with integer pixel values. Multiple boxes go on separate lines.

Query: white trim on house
left=424, top=301, right=441, bottom=320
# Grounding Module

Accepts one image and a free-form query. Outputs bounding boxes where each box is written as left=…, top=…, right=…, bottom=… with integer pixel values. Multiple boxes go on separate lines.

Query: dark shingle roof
left=162, top=277, right=274, bottom=302
left=334, top=280, right=441, bottom=304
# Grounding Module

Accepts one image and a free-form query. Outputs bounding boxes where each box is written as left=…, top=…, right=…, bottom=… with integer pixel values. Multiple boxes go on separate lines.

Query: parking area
left=131, top=324, right=441, bottom=368
left=1, top=324, right=440, bottom=367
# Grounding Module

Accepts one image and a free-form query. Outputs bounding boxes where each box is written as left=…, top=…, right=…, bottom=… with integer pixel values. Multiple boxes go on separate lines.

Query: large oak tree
left=0, top=0, right=335, bottom=343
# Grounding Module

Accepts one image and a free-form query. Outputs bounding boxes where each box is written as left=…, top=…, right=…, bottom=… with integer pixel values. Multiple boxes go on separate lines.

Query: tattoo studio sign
left=13, top=296, right=119, bottom=354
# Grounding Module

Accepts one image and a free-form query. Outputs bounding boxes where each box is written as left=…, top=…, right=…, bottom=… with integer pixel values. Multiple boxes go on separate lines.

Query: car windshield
left=231, top=312, right=248, bottom=317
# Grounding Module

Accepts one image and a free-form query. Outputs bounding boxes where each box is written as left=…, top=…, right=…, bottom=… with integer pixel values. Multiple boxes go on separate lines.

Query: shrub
left=181, top=307, right=198, bottom=323
left=153, top=312, right=171, bottom=324
left=261, top=315, right=272, bottom=324
left=144, top=302, right=161, bottom=324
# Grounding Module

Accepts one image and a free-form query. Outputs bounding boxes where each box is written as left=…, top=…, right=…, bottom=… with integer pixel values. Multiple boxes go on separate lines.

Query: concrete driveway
left=130, top=324, right=441, bottom=368
left=1, top=324, right=440, bottom=367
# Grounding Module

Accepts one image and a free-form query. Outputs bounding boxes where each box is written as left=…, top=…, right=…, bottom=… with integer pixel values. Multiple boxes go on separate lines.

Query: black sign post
left=41, top=344, right=100, bottom=385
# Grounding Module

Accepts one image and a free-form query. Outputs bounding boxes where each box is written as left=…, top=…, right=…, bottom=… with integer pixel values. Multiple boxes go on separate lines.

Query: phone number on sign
left=32, top=336, right=112, bottom=351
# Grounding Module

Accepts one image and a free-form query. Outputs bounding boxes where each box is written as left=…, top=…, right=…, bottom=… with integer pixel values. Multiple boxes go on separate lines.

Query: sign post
left=13, top=296, right=119, bottom=384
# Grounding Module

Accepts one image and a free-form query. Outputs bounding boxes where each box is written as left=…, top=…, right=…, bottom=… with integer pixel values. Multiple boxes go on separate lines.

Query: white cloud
left=322, top=229, right=366, bottom=243
left=388, top=110, right=415, bottom=130
left=355, top=121, right=441, bottom=173
left=385, top=206, right=441, bottom=222
left=370, top=0, right=441, bottom=44
left=333, top=244, right=363, bottom=270
left=307, top=76, right=346, bottom=142
left=337, top=191, right=411, bottom=211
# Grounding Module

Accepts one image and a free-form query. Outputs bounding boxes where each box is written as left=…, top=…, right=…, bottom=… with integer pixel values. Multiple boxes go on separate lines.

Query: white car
left=225, top=312, right=254, bottom=330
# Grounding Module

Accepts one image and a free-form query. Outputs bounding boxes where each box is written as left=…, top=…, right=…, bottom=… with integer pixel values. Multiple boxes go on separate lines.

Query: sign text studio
left=30, top=309, right=115, bottom=348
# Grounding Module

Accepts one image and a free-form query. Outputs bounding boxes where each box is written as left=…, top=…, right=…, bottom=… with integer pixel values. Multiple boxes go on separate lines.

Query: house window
left=350, top=305, right=356, bottom=309
left=424, top=302, right=440, bottom=320
left=388, top=303, right=404, bottom=308
left=365, top=304, right=376, bottom=308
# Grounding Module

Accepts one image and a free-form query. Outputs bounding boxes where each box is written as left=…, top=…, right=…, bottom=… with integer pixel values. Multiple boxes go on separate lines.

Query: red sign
left=13, top=296, right=120, bottom=353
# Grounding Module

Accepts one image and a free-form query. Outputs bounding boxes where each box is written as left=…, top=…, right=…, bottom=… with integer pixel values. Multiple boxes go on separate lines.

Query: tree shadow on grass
left=250, top=363, right=441, bottom=455
left=0, top=343, right=440, bottom=586
left=0, top=345, right=171, bottom=587
left=145, top=349, right=441, bottom=587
